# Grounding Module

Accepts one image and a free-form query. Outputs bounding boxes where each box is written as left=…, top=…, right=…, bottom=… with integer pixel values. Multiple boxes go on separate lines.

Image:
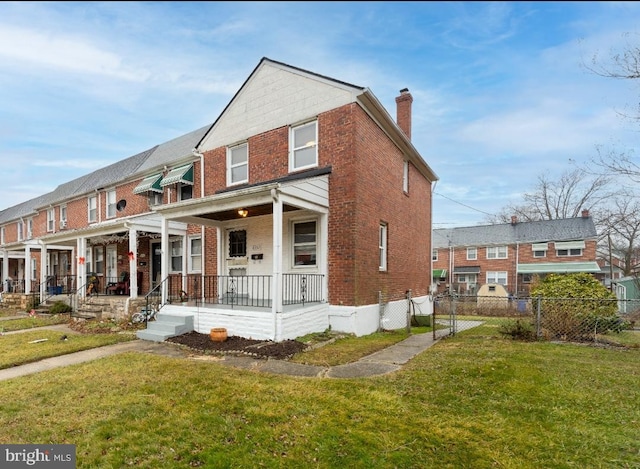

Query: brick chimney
left=395, top=88, right=413, bottom=140
left=511, top=215, right=518, bottom=225
left=582, top=209, right=590, bottom=218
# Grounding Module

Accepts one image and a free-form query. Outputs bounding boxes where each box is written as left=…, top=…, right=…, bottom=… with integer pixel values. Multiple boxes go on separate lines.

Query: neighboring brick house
left=432, top=211, right=600, bottom=296
left=0, top=57, right=437, bottom=341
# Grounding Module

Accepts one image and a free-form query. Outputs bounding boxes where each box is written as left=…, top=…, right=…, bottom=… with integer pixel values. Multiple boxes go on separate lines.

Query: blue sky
left=0, top=1, right=639, bottom=227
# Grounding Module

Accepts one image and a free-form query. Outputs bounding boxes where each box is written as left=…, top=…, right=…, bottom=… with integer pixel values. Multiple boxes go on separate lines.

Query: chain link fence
left=378, top=290, right=434, bottom=332
left=435, top=293, right=640, bottom=345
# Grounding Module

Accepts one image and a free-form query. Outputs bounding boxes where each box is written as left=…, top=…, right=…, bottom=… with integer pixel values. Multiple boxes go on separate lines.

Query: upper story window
left=47, top=208, right=55, bottom=232
left=148, top=192, right=163, bottom=207
left=17, top=221, right=23, bottom=241
left=88, top=195, right=97, bottom=223
left=403, top=161, right=409, bottom=193
left=290, top=121, right=317, bottom=172
left=178, top=183, right=193, bottom=201
left=379, top=222, right=388, bottom=271
left=60, top=205, right=67, bottom=229
left=532, top=242, right=548, bottom=258
left=467, top=247, right=477, bottom=260
left=293, top=221, right=317, bottom=267
left=555, top=241, right=584, bottom=257
left=486, top=246, right=507, bottom=259
left=0, top=227, right=4, bottom=245
left=227, top=143, right=248, bottom=186
left=26, top=219, right=33, bottom=240
left=432, top=249, right=438, bottom=261
left=106, top=190, right=116, bottom=218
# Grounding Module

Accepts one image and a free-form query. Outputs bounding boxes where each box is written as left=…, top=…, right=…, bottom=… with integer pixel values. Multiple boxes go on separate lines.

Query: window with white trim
left=432, top=249, right=438, bottom=261
left=228, top=143, right=248, bottom=185
left=178, top=183, right=193, bottom=201
left=148, top=192, right=163, bottom=207
left=94, top=248, right=104, bottom=275
left=60, top=205, right=67, bottom=226
left=290, top=121, right=318, bottom=171
left=487, top=271, right=507, bottom=285
left=486, top=246, right=507, bottom=259
left=47, top=208, right=55, bottom=232
left=170, top=239, right=183, bottom=272
left=106, top=190, right=116, bottom=218
left=85, top=247, right=93, bottom=274
left=293, top=221, right=317, bottom=266
left=379, top=223, right=388, bottom=271
left=26, top=218, right=33, bottom=239
left=17, top=221, right=23, bottom=241
left=403, top=161, right=409, bottom=193
left=88, top=195, right=97, bottom=223
left=555, top=241, right=584, bottom=257
left=189, top=237, right=202, bottom=272
left=557, top=248, right=582, bottom=257
left=467, top=247, right=477, bottom=260
left=229, top=230, right=247, bottom=258
left=1, top=227, right=4, bottom=245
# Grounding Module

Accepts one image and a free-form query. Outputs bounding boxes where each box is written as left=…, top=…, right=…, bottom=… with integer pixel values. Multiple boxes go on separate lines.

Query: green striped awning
left=160, top=163, right=194, bottom=187
left=517, top=262, right=601, bottom=274
left=433, top=269, right=447, bottom=279
left=133, top=174, right=163, bottom=194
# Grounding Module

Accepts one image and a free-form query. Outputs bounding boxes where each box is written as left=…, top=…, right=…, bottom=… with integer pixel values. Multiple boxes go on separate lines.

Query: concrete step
left=136, top=313, right=194, bottom=342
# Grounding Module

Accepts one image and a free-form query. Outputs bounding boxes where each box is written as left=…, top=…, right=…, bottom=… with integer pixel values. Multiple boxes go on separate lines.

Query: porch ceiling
left=196, top=203, right=300, bottom=222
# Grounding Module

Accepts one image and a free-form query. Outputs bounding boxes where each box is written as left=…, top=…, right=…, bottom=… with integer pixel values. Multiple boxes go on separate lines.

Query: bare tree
left=598, top=194, right=640, bottom=277
left=486, top=168, right=613, bottom=223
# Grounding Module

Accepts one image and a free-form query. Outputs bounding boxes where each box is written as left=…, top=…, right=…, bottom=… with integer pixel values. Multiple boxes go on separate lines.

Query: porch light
left=238, top=209, right=248, bottom=217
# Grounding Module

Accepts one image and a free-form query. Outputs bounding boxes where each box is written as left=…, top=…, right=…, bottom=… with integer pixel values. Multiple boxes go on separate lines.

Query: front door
left=106, top=246, right=117, bottom=285
left=151, top=242, right=162, bottom=288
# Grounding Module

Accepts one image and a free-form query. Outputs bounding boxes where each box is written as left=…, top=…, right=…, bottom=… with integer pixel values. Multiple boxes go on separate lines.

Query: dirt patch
left=166, top=331, right=307, bottom=360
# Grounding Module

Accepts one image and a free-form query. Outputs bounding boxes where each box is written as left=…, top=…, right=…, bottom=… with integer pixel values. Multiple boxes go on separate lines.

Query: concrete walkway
left=0, top=321, right=467, bottom=381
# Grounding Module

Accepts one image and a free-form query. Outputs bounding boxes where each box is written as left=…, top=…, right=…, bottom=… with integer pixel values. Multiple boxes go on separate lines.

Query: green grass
left=0, top=314, right=69, bottom=332
left=0, top=329, right=136, bottom=369
left=0, top=328, right=638, bottom=468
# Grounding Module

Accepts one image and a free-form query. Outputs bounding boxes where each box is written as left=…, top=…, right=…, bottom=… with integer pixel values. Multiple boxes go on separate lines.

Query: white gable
left=199, top=61, right=362, bottom=151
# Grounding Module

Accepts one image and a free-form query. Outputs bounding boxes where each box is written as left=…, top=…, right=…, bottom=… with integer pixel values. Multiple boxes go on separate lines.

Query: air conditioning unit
left=59, top=220, right=67, bottom=229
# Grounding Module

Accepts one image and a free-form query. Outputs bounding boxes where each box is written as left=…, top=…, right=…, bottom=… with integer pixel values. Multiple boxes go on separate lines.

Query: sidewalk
left=0, top=324, right=452, bottom=381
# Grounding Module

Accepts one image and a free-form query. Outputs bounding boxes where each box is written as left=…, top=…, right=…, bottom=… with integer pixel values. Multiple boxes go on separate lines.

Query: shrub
left=498, top=319, right=536, bottom=341
left=49, top=301, right=72, bottom=315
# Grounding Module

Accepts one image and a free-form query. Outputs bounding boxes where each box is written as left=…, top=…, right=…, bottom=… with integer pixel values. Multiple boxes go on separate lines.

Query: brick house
left=0, top=57, right=437, bottom=341
left=432, top=211, right=600, bottom=296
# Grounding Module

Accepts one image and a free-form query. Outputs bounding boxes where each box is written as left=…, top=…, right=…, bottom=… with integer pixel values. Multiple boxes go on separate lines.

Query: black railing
left=164, top=273, right=324, bottom=308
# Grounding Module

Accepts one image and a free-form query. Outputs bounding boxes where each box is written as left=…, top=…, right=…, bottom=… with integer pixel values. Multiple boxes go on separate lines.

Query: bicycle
left=131, top=304, right=158, bottom=324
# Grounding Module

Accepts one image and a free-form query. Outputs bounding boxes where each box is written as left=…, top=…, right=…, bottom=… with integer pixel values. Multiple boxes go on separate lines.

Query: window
left=432, top=249, right=438, bottom=261
left=229, top=230, right=247, bottom=258
left=1, top=227, right=4, bottom=244
left=60, top=205, right=67, bottom=225
left=533, top=250, right=546, bottom=258
left=379, top=223, right=388, bottom=271
left=17, top=221, right=23, bottom=241
left=487, top=271, right=507, bottom=285
left=293, top=221, right=317, bottom=266
left=290, top=121, right=317, bottom=171
left=557, top=248, right=582, bottom=257
left=85, top=248, right=92, bottom=273
left=106, top=190, right=116, bottom=218
left=467, top=247, right=477, bottom=260
left=228, top=143, right=248, bottom=185
left=31, top=258, right=37, bottom=280
left=457, top=275, right=466, bottom=283
left=522, top=274, right=532, bottom=283
left=403, top=161, right=409, bottom=193
left=189, top=237, right=202, bottom=272
left=532, top=242, right=547, bottom=258
left=486, top=246, right=507, bottom=259
left=26, top=219, right=33, bottom=239
left=88, top=195, right=97, bottom=223
left=148, top=192, right=163, bottom=207
left=170, top=239, right=183, bottom=272
left=47, top=209, right=55, bottom=232
left=94, top=248, right=104, bottom=275
left=178, top=183, right=193, bottom=201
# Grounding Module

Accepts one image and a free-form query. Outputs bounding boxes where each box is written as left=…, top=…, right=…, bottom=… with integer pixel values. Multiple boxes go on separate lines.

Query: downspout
left=193, top=148, right=206, bottom=304
left=430, top=181, right=437, bottom=297
left=515, top=241, right=519, bottom=296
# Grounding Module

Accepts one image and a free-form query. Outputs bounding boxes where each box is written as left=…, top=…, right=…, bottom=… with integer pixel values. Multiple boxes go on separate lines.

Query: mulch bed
left=166, top=331, right=307, bottom=360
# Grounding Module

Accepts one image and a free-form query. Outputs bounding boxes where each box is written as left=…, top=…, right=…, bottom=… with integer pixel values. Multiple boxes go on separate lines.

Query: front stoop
left=136, top=312, right=194, bottom=342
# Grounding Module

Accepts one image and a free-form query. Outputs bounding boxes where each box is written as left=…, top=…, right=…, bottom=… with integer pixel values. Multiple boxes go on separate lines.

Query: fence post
left=536, top=296, right=542, bottom=338
left=406, top=289, right=412, bottom=334
left=451, top=294, right=457, bottom=336
left=378, top=291, right=383, bottom=332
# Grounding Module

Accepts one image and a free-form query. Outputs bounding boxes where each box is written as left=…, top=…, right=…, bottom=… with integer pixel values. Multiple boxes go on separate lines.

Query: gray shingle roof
left=433, top=217, right=598, bottom=249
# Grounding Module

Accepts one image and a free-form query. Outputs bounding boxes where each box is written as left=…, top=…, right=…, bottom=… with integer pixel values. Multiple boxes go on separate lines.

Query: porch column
left=2, top=250, right=8, bottom=291
left=25, top=245, right=31, bottom=293
left=272, top=189, right=283, bottom=339
left=77, top=237, right=87, bottom=299
left=181, top=233, right=187, bottom=292
left=161, top=217, right=169, bottom=305
left=39, top=241, right=48, bottom=298
left=319, top=212, right=329, bottom=302
left=128, top=227, right=138, bottom=299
